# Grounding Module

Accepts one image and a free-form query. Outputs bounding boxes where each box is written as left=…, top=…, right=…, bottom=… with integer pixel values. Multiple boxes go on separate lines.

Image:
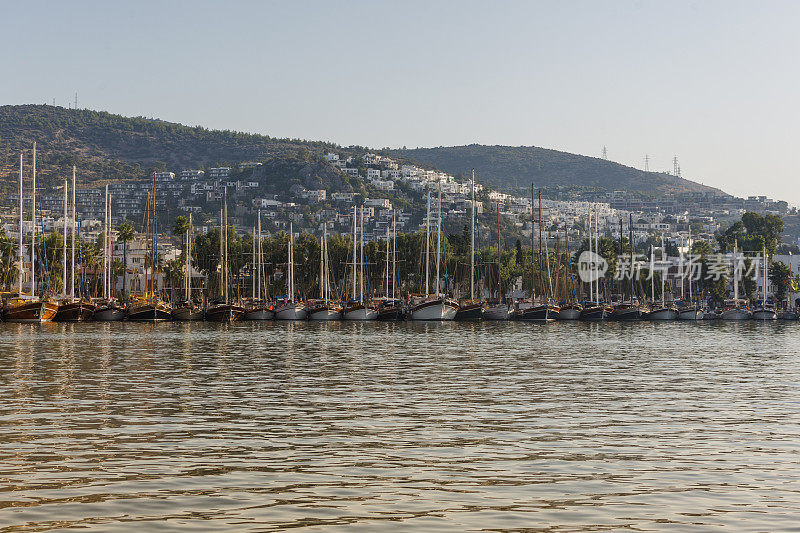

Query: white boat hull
left=722, top=309, right=752, bottom=320
left=557, top=308, right=582, bottom=321
left=752, top=309, right=777, bottom=320
left=274, top=303, right=307, bottom=320
left=677, top=308, right=704, bottom=320
left=484, top=305, right=511, bottom=320
left=647, top=309, right=678, bottom=321
left=410, top=300, right=458, bottom=321
left=244, top=309, right=275, bottom=320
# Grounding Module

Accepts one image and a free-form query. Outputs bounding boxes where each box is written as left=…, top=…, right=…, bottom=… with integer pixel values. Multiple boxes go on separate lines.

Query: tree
left=769, top=262, right=792, bottom=304
left=117, top=221, right=135, bottom=299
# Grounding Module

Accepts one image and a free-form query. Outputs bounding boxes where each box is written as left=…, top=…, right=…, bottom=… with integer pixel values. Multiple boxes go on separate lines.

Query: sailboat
left=377, top=214, right=404, bottom=320
left=677, top=221, right=704, bottom=320
left=580, top=206, right=611, bottom=321
left=172, top=213, right=204, bottom=320
left=409, top=183, right=458, bottom=320
left=274, top=221, right=308, bottom=320
left=128, top=174, right=172, bottom=321
left=55, top=168, right=96, bottom=321
left=557, top=221, right=582, bottom=320
left=456, top=170, right=486, bottom=320
left=4, top=145, right=58, bottom=322
left=752, top=244, right=777, bottom=320
left=206, top=192, right=246, bottom=322
left=721, top=239, right=751, bottom=320
left=244, top=211, right=275, bottom=320
left=485, top=202, right=512, bottom=320
left=644, top=236, right=677, bottom=320
left=344, top=205, right=378, bottom=320
left=93, top=183, right=125, bottom=321
left=308, top=222, right=342, bottom=320
left=611, top=214, right=642, bottom=321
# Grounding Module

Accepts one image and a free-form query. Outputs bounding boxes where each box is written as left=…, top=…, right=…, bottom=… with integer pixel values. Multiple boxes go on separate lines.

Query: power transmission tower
left=645, top=154, right=649, bottom=172
left=673, top=156, right=680, bottom=177
left=602, top=146, right=608, bottom=160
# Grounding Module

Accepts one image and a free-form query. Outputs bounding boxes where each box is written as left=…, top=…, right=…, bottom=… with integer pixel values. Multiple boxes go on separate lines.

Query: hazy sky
left=3, top=1, right=799, bottom=202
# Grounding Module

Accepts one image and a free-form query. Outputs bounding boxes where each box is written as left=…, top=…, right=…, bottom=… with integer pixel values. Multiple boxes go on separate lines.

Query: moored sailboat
left=274, top=221, right=307, bottom=320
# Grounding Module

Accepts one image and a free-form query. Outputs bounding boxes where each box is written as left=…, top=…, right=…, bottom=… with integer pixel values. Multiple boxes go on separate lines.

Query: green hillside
left=390, top=144, right=726, bottom=196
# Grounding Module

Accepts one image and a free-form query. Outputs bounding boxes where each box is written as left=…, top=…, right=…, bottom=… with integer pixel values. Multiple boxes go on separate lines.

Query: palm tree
left=117, top=221, right=135, bottom=300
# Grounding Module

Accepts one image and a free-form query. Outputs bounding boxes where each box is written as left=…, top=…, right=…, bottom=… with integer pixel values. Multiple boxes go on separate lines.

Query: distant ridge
left=0, top=105, right=727, bottom=198
left=389, top=144, right=727, bottom=196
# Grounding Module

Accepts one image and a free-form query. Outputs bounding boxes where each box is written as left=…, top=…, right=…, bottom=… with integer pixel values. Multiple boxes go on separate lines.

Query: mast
left=71, top=167, right=76, bottom=300
left=187, top=213, right=192, bottom=301
left=660, top=235, right=666, bottom=306
left=763, top=243, right=768, bottom=301
left=385, top=225, right=390, bottom=299
left=62, top=179, right=68, bottom=298
left=588, top=208, right=593, bottom=303
left=103, top=185, right=108, bottom=299
left=31, top=143, right=36, bottom=296
left=531, top=182, right=536, bottom=300
left=253, top=225, right=257, bottom=298
left=257, top=211, right=262, bottom=300
left=323, top=224, right=330, bottom=303
left=392, top=212, right=397, bottom=300
left=687, top=221, right=692, bottom=301
left=360, top=205, right=365, bottom=303
left=594, top=206, right=600, bottom=302
left=498, top=204, right=502, bottom=303
left=629, top=213, right=634, bottom=303
left=650, top=243, right=655, bottom=304
left=470, top=168, right=475, bottom=300
left=218, top=208, right=223, bottom=300
left=319, top=228, right=324, bottom=300
left=18, top=153, right=23, bottom=296
left=223, top=188, right=228, bottom=303
left=352, top=204, right=357, bottom=300
left=289, top=221, right=294, bottom=302
left=108, top=190, right=113, bottom=299
left=425, top=191, right=430, bottom=296
left=435, top=179, right=441, bottom=296
left=733, top=239, right=739, bottom=301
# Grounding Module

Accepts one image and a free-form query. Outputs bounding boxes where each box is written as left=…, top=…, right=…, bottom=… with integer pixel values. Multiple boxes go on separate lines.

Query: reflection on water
left=1, top=321, right=799, bottom=531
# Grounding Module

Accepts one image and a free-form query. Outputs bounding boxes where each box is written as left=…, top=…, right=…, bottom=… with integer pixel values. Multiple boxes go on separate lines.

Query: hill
left=0, top=104, right=346, bottom=186
left=389, top=144, right=726, bottom=197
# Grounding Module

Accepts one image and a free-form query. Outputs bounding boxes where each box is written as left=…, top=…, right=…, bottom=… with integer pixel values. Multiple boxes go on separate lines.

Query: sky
left=3, top=0, right=799, bottom=202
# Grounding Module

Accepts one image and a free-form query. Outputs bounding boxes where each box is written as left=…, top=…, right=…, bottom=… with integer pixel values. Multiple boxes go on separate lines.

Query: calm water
left=1, top=321, right=799, bottom=531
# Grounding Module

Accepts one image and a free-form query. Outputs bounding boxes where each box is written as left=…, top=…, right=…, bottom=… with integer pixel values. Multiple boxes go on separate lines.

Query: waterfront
left=1, top=321, right=799, bottom=531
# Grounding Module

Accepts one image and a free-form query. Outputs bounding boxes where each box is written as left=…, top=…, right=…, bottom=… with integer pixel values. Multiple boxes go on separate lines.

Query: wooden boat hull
left=703, top=310, right=721, bottom=320
left=55, top=301, right=97, bottom=322
left=377, top=306, right=404, bottom=321
left=205, top=304, right=245, bottom=322
left=518, top=304, right=559, bottom=322
left=455, top=302, right=485, bottom=321
left=243, top=307, right=275, bottom=320
left=128, top=303, right=172, bottom=321
left=484, top=304, right=511, bottom=320
left=172, top=306, right=204, bottom=321
left=343, top=304, right=378, bottom=321
left=611, top=306, right=641, bottom=321
left=4, top=300, right=59, bottom=322
left=721, top=308, right=752, bottom=321
left=93, top=306, right=126, bottom=321
left=777, top=310, right=799, bottom=320
left=580, top=306, right=610, bottom=321
left=409, top=299, right=458, bottom=321
left=308, top=305, right=341, bottom=320
left=274, top=303, right=308, bottom=320
left=752, top=308, right=777, bottom=320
